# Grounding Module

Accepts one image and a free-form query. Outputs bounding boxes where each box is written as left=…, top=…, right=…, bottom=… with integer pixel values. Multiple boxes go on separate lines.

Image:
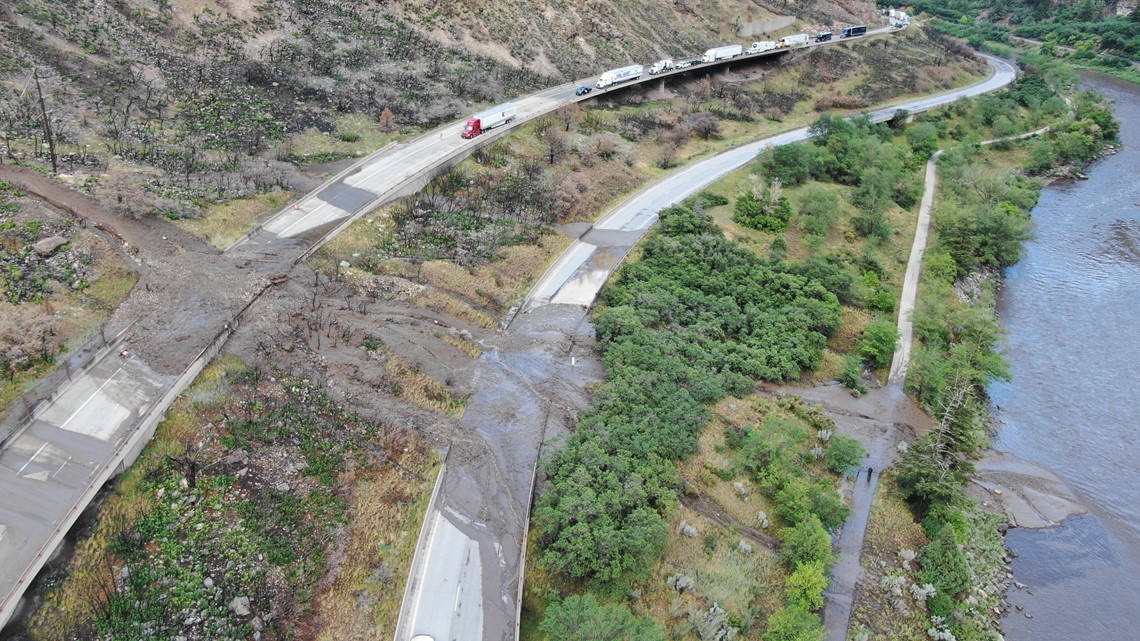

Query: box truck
left=747, top=41, right=778, bottom=54
left=461, top=103, right=518, bottom=139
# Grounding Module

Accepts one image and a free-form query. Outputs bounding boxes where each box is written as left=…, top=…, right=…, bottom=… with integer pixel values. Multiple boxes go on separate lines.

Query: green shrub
left=780, top=514, right=834, bottom=568
left=734, top=188, right=794, bottom=233
left=540, top=594, right=666, bottom=641
left=857, top=320, right=899, bottom=369
left=838, top=355, right=866, bottom=395
left=762, top=143, right=817, bottom=185
left=927, top=592, right=954, bottom=618
left=785, top=561, right=829, bottom=611
left=797, top=185, right=839, bottom=236
left=765, top=604, right=827, bottom=641
left=917, top=527, right=971, bottom=598
left=868, top=286, right=896, bottom=313
left=823, top=435, right=866, bottom=476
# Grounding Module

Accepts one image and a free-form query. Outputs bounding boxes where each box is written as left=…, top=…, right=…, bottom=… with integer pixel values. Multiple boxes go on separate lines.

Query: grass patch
left=411, top=287, right=497, bottom=330
left=441, top=334, right=482, bottom=359
left=378, top=345, right=467, bottom=417
left=175, top=190, right=295, bottom=249
left=286, top=113, right=402, bottom=162
left=314, top=450, right=440, bottom=641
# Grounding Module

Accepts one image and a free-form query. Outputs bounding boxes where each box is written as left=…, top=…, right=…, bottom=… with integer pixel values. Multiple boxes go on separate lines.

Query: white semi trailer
left=702, top=44, right=743, bottom=63
left=747, top=41, right=778, bottom=54
left=596, top=65, right=645, bottom=88
left=778, top=33, right=809, bottom=48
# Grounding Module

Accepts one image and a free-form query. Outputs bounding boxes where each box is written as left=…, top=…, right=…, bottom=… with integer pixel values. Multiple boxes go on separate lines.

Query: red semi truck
left=461, top=103, right=518, bottom=139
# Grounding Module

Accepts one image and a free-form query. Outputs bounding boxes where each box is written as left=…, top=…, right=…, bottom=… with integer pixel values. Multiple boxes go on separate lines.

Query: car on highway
left=675, top=60, right=693, bottom=68
left=575, top=85, right=592, bottom=96
left=410, top=636, right=434, bottom=641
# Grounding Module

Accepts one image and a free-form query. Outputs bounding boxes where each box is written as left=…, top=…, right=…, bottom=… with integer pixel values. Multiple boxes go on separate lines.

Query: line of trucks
left=462, top=23, right=874, bottom=137
left=633, top=24, right=869, bottom=82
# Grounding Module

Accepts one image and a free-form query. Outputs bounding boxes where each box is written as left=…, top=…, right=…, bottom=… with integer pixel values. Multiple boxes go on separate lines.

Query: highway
left=400, top=52, right=1016, bottom=641
left=0, top=22, right=1009, bottom=638
left=523, top=54, right=1017, bottom=312
left=240, top=27, right=895, bottom=249
left=0, top=350, right=170, bottom=624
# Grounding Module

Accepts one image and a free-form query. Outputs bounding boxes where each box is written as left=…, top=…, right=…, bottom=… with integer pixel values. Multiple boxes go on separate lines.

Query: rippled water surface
left=991, top=73, right=1140, bottom=640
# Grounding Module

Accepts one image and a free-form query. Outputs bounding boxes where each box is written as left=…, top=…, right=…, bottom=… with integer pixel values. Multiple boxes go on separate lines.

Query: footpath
left=823, top=123, right=1053, bottom=641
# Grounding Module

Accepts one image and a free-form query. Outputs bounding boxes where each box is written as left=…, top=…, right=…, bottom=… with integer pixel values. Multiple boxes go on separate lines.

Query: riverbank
left=990, top=70, right=1140, bottom=641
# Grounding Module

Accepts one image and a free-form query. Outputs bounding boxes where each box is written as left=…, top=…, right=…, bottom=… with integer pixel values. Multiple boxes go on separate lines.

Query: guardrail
left=0, top=321, right=137, bottom=447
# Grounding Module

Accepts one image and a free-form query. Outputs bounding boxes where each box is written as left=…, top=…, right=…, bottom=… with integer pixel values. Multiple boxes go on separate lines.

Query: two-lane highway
left=521, top=54, right=1016, bottom=311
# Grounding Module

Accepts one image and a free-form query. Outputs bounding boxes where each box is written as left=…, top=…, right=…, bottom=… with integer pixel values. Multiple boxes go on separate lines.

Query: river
left=991, top=72, right=1140, bottom=641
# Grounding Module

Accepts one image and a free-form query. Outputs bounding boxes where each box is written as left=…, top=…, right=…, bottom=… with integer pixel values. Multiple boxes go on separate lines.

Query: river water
left=991, top=72, right=1140, bottom=640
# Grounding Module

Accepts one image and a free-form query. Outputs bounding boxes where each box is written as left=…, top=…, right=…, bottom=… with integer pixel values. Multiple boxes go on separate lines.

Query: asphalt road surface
left=0, top=350, right=170, bottom=622
left=523, top=54, right=1016, bottom=314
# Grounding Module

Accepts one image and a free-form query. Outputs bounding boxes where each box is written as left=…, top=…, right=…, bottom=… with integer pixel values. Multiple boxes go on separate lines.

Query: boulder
left=229, top=596, right=251, bottom=617
left=33, top=236, right=67, bottom=256
left=679, top=520, right=698, bottom=538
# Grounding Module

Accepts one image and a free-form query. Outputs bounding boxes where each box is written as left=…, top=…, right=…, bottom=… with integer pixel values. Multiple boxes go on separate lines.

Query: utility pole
left=33, top=67, right=58, bottom=174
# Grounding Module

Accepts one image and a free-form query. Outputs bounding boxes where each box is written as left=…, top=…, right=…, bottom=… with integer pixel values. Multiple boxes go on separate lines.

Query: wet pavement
left=395, top=304, right=604, bottom=641
left=0, top=350, right=170, bottom=625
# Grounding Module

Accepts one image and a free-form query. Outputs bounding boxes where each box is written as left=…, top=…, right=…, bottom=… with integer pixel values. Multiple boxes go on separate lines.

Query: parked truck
left=841, top=25, right=867, bottom=38
left=650, top=59, right=675, bottom=75
left=778, top=33, right=809, bottom=48
left=702, top=44, right=743, bottom=63
left=747, top=41, right=778, bottom=54
left=596, top=64, right=644, bottom=88
left=461, top=103, right=517, bottom=139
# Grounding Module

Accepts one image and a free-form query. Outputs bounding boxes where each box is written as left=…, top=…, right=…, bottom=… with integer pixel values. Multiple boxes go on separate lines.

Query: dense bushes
left=889, top=61, right=1118, bottom=638
left=759, top=114, right=923, bottom=245
left=734, top=184, right=794, bottom=232
left=535, top=198, right=842, bottom=587
left=540, top=594, right=665, bottom=641
left=918, top=0, right=1140, bottom=62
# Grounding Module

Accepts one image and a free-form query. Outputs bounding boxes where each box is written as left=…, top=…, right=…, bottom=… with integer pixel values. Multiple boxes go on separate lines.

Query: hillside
left=0, top=2, right=994, bottom=640
left=1, top=0, right=880, bottom=220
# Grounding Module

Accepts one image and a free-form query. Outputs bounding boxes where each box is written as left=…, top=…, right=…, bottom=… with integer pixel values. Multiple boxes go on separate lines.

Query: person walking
left=867, top=467, right=873, bottom=482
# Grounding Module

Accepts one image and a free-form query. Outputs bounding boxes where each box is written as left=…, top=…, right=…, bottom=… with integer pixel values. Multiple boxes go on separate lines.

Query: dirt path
left=890, top=125, right=1051, bottom=383
left=680, top=491, right=781, bottom=549
left=826, top=123, right=1055, bottom=640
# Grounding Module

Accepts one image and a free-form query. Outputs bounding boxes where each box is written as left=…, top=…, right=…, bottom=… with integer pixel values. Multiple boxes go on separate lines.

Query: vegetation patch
left=30, top=356, right=437, bottom=641
left=528, top=195, right=847, bottom=637
left=857, top=51, right=1121, bottom=641
left=175, top=190, right=294, bottom=250
left=370, top=341, right=467, bottom=417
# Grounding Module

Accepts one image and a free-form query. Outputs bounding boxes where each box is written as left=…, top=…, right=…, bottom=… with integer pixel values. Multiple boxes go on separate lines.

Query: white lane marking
left=408, top=511, right=442, bottom=634
left=17, top=443, right=48, bottom=475
left=58, top=366, right=124, bottom=432
left=53, top=456, right=72, bottom=479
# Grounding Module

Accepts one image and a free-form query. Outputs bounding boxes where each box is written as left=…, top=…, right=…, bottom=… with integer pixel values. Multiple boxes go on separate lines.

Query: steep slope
left=1, top=0, right=872, bottom=220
